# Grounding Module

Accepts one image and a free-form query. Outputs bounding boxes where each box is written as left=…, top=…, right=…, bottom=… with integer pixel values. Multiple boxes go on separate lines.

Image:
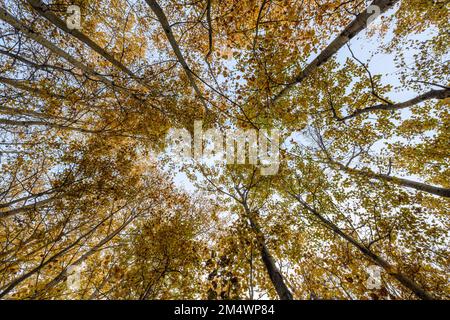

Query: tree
left=0, top=0, right=448, bottom=300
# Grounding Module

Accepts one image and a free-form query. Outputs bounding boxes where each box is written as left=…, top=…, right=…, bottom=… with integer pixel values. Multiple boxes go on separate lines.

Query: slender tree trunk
left=0, top=188, right=60, bottom=209
left=242, top=202, right=293, bottom=300
left=0, top=210, right=119, bottom=298
left=0, top=76, right=66, bottom=99
left=25, top=0, right=151, bottom=90
left=292, top=194, right=434, bottom=300
left=0, top=196, right=59, bottom=220
left=145, top=0, right=209, bottom=113
left=0, top=105, right=76, bottom=123
left=27, top=214, right=136, bottom=299
left=335, top=88, right=450, bottom=121
left=0, top=8, right=132, bottom=95
left=333, top=161, right=450, bottom=198
left=0, top=49, right=69, bottom=72
left=272, top=0, right=399, bottom=103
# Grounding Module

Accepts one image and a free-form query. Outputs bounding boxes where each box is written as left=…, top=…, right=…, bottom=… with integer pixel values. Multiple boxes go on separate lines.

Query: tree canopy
left=0, top=0, right=448, bottom=300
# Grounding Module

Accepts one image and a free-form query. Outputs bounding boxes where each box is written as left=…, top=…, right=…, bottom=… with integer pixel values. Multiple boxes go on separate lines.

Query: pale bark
left=27, top=214, right=136, bottom=299
left=0, top=8, right=127, bottom=93
left=0, top=118, right=101, bottom=134
left=25, top=0, right=151, bottom=90
left=0, top=76, right=66, bottom=99
left=0, top=105, right=78, bottom=123
left=333, top=161, right=450, bottom=198
left=0, top=209, right=118, bottom=298
left=272, top=0, right=399, bottom=104
left=292, top=194, right=434, bottom=300
left=0, top=196, right=58, bottom=220
left=333, top=88, right=450, bottom=121
left=145, top=0, right=209, bottom=113
left=241, top=201, right=293, bottom=300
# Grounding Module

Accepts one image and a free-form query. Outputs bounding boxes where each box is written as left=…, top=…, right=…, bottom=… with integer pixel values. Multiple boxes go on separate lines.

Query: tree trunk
left=272, top=0, right=399, bottom=104
left=293, top=194, right=434, bottom=300
left=25, top=0, right=150, bottom=90
left=334, top=161, right=450, bottom=198
left=335, top=88, right=450, bottom=121
left=145, top=0, right=208, bottom=113
left=27, top=214, right=136, bottom=299
left=0, top=8, right=130, bottom=95
left=242, top=202, right=294, bottom=300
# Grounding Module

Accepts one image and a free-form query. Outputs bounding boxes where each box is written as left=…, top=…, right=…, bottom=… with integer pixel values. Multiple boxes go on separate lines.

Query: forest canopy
left=0, top=0, right=448, bottom=300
